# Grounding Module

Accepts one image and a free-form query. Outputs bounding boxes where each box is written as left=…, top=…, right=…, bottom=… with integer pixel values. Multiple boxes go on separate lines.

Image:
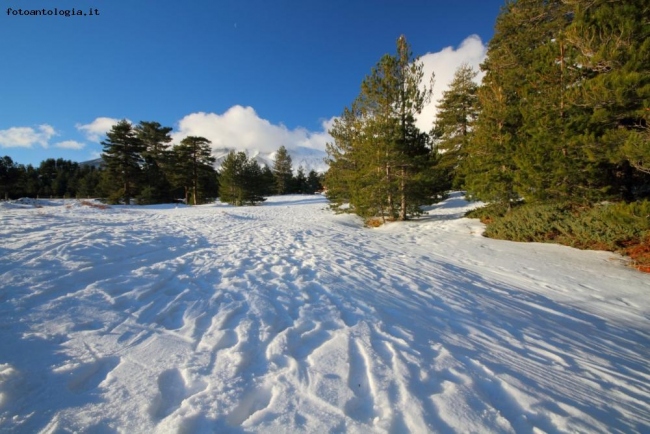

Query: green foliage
left=219, top=151, right=266, bottom=206
left=0, top=156, right=20, bottom=200
left=273, top=146, right=293, bottom=195
left=293, top=166, right=307, bottom=194
left=101, top=120, right=145, bottom=204
left=326, top=35, right=443, bottom=221
left=170, top=136, right=216, bottom=205
left=432, top=64, right=479, bottom=190
left=464, top=0, right=650, bottom=205
left=306, top=169, right=323, bottom=194
left=135, top=121, right=173, bottom=204
left=464, top=202, right=513, bottom=222
left=482, top=201, right=650, bottom=251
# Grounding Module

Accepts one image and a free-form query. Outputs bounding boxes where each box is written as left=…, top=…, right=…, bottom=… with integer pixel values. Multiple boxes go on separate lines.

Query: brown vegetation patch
left=80, top=200, right=110, bottom=210
left=365, top=217, right=384, bottom=228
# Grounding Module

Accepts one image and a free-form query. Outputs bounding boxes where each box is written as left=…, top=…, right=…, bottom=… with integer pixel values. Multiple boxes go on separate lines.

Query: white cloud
left=416, top=35, right=488, bottom=133
left=54, top=140, right=85, bottom=150
left=76, top=117, right=127, bottom=142
left=0, top=124, right=57, bottom=148
left=172, top=106, right=334, bottom=153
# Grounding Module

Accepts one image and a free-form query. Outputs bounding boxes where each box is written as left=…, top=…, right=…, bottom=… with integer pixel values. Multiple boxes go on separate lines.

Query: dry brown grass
left=625, top=237, right=650, bottom=273
left=80, top=200, right=110, bottom=210
left=365, top=217, right=384, bottom=228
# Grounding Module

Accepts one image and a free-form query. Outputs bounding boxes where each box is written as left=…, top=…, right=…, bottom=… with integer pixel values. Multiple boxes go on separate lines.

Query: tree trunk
left=400, top=167, right=406, bottom=221
left=386, top=164, right=394, bottom=218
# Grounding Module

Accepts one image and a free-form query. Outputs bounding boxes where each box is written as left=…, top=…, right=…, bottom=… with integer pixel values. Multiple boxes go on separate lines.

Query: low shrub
left=472, top=200, right=650, bottom=271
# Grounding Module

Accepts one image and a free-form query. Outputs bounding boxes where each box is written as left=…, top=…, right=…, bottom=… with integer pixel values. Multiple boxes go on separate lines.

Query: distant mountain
left=212, top=147, right=328, bottom=174
left=80, top=148, right=329, bottom=173
left=79, top=158, right=104, bottom=168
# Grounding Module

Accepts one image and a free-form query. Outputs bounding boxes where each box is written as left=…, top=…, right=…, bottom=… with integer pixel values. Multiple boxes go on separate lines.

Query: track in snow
left=0, top=194, right=649, bottom=433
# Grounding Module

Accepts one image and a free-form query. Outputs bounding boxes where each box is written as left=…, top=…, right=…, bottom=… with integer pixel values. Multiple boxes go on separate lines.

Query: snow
left=0, top=193, right=649, bottom=433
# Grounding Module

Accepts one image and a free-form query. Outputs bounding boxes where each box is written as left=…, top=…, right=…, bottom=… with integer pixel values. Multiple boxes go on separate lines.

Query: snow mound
left=0, top=194, right=648, bottom=433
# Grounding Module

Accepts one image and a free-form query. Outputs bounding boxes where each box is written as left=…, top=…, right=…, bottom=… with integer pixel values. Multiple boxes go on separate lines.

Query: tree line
left=325, top=0, right=649, bottom=223
left=0, top=122, right=322, bottom=204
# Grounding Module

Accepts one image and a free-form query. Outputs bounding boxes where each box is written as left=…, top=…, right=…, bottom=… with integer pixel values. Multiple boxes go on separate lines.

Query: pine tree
left=294, top=166, right=307, bottom=193
left=261, top=165, right=276, bottom=196
left=273, top=146, right=293, bottom=194
left=431, top=64, right=479, bottom=190
left=325, top=103, right=364, bottom=211
left=101, top=120, right=145, bottom=204
left=171, top=136, right=216, bottom=205
left=306, top=169, right=322, bottom=194
left=0, top=156, right=19, bottom=200
left=326, top=35, right=439, bottom=221
left=242, top=158, right=267, bottom=204
left=462, top=81, right=519, bottom=205
left=135, top=121, right=173, bottom=203
left=463, top=0, right=577, bottom=205
left=565, top=0, right=650, bottom=200
left=219, top=151, right=266, bottom=205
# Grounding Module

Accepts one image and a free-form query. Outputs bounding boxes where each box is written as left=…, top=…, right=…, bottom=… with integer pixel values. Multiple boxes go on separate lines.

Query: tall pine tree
left=273, top=146, right=293, bottom=195
left=219, top=151, right=266, bottom=205
left=431, top=64, right=479, bottom=190
left=101, top=120, right=145, bottom=204
left=171, top=136, right=216, bottom=205
left=135, top=121, right=173, bottom=204
left=326, top=35, right=439, bottom=221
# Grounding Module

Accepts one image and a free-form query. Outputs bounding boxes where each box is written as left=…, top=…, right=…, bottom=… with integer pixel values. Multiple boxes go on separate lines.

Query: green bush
left=464, top=202, right=513, bottom=223
left=480, top=201, right=650, bottom=252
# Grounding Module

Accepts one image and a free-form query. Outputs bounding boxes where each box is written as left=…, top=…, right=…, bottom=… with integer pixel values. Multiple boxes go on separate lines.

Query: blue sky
left=1, top=0, right=505, bottom=166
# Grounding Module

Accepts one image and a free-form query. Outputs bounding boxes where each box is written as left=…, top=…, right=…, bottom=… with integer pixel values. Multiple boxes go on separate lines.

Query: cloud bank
left=76, top=117, right=126, bottom=142
left=416, top=35, right=487, bottom=133
left=54, top=140, right=85, bottom=150
left=172, top=106, right=334, bottom=154
left=0, top=125, right=56, bottom=148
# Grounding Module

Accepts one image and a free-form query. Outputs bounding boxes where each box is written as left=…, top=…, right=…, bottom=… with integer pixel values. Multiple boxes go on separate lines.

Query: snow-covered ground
left=0, top=194, right=648, bottom=433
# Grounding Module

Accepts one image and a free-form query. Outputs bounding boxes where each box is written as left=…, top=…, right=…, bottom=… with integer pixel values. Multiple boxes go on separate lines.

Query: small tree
left=431, top=64, right=479, bottom=190
left=306, top=169, right=322, bottom=194
left=219, top=151, right=266, bottom=206
left=294, top=166, right=307, bottom=193
left=273, top=146, right=293, bottom=194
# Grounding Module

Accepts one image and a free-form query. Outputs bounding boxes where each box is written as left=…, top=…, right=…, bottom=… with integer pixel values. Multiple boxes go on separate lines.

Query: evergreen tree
left=565, top=0, right=650, bottom=200
left=261, top=165, right=276, bottom=196
left=431, top=64, right=479, bottom=190
left=294, top=166, right=307, bottom=193
left=326, top=35, right=439, bottom=221
left=464, top=0, right=649, bottom=205
left=273, top=146, right=293, bottom=194
left=242, top=158, right=267, bottom=204
left=325, top=103, right=364, bottom=210
left=101, top=120, right=145, bottom=204
left=171, top=136, right=216, bottom=205
left=135, top=121, right=173, bottom=203
left=306, top=169, right=322, bottom=194
left=0, top=156, right=19, bottom=200
left=76, top=166, right=102, bottom=199
left=219, top=151, right=266, bottom=205
left=464, top=0, right=576, bottom=204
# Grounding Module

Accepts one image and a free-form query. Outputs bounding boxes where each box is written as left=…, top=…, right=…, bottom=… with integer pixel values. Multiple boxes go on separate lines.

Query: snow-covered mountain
left=81, top=148, right=329, bottom=173
left=212, top=147, right=328, bottom=174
